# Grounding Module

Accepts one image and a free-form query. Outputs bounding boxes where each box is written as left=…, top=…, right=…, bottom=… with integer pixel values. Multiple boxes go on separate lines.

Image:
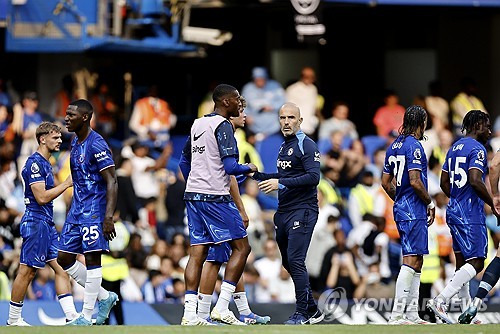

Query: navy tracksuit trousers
left=274, top=208, right=318, bottom=316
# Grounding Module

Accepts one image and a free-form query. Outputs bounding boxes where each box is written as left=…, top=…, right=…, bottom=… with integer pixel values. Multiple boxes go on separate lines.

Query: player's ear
left=299, top=117, right=303, bottom=125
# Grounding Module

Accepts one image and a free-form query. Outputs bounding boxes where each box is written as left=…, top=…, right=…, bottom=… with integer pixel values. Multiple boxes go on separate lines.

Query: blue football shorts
left=185, top=200, right=247, bottom=246
left=20, top=218, right=60, bottom=268
left=396, top=219, right=429, bottom=256
left=59, top=222, right=109, bottom=254
left=448, top=223, right=488, bottom=260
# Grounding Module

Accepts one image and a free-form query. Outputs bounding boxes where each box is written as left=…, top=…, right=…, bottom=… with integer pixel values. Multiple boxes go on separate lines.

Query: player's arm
left=277, top=141, right=320, bottom=188
left=229, top=175, right=249, bottom=228
left=381, top=173, right=396, bottom=201
left=31, top=175, right=72, bottom=205
left=469, top=168, right=495, bottom=209
left=440, top=170, right=451, bottom=198
left=489, top=152, right=500, bottom=215
left=100, top=166, right=118, bottom=241
left=216, top=121, right=257, bottom=175
left=179, top=136, right=192, bottom=181
left=409, top=169, right=435, bottom=225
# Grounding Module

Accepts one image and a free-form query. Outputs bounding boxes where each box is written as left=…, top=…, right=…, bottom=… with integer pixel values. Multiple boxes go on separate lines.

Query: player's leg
left=459, top=249, right=500, bottom=324
left=8, top=264, right=36, bottom=326
left=390, top=220, right=424, bottom=324
left=47, top=226, right=78, bottom=322
left=235, top=273, right=271, bottom=324
left=48, top=260, right=78, bottom=322
left=9, top=218, right=52, bottom=326
left=181, top=201, right=214, bottom=325
left=402, top=255, right=425, bottom=323
left=198, top=258, right=222, bottom=320
left=436, top=225, right=485, bottom=304
left=211, top=202, right=250, bottom=325
left=79, top=251, right=107, bottom=323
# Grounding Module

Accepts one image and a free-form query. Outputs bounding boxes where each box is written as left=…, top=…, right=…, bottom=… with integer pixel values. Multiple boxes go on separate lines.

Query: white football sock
left=215, top=281, right=236, bottom=313
left=8, top=301, right=23, bottom=324
left=57, top=294, right=78, bottom=321
left=390, top=265, right=415, bottom=320
left=197, top=293, right=212, bottom=319
left=82, top=267, right=102, bottom=321
left=65, top=261, right=109, bottom=300
left=437, top=263, right=476, bottom=304
left=457, top=281, right=470, bottom=311
left=405, top=272, right=421, bottom=321
left=183, top=292, right=198, bottom=320
left=234, top=292, right=251, bottom=316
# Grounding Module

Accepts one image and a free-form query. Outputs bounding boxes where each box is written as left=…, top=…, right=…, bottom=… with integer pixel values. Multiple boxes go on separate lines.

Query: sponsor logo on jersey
left=277, top=159, right=292, bottom=169
left=478, top=150, right=485, bottom=161
left=192, top=145, right=206, bottom=154
left=193, top=131, right=206, bottom=141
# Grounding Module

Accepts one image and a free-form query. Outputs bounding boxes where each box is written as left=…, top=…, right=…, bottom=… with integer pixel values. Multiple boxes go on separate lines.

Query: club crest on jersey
left=78, top=154, right=85, bottom=163
left=288, top=148, right=294, bottom=156
left=314, top=151, right=321, bottom=162
left=413, top=148, right=421, bottom=160
left=477, top=150, right=485, bottom=161
left=30, top=162, right=40, bottom=173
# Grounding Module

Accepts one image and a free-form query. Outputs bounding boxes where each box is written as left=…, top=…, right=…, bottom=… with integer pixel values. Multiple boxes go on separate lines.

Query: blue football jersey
left=383, top=135, right=428, bottom=221
left=67, top=130, right=115, bottom=225
left=21, top=152, right=54, bottom=222
left=442, top=137, right=487, bottom=225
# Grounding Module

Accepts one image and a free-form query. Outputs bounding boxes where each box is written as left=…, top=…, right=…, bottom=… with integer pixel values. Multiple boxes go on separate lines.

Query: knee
left=468, top=259, right=484, bottom=273
left=232, top=239, right=251, bottom=257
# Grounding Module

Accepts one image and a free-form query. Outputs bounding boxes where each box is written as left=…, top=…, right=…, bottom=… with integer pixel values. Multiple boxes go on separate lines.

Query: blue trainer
left=96, top=292, right=119, bottom=325
left=239, top=312, right=271, bottom=324
left=284, top=312, right=308, bottom=325
left=66, top=314, right=92, bottom=326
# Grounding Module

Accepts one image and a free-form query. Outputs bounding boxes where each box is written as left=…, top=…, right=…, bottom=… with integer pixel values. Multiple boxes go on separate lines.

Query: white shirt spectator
left=286, top=81, right=318, bottom=135
left=254, top=256, right=281, bottom=303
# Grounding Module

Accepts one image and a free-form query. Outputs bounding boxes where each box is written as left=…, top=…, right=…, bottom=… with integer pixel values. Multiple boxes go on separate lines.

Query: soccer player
left=197, top=97, right=271, bottom=325
left=251, top=102, right=324, bottom=325
left=458, top=142, right=500, bottom=324
left=7, top=122, right=77, bottom=326
left=56, top=99, right=119, bottom=326
left=179, top=84, right=257, bottom=326
left=381, top=105, right=435, bottom=325
left=427, top=110, right=496, bottom=324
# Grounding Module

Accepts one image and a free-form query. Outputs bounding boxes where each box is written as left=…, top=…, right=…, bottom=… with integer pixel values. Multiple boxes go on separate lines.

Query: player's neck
left=76, top=126, right=91, bottom=143
left=36, top=146, right=51, bottom=161
left=214, top=108, right=229, bottom=119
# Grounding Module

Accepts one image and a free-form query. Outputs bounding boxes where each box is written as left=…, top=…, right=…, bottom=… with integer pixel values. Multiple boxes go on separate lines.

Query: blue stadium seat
left=361, top=135, right=387, bottom=162
left=255, top=133, right=284, bottom=173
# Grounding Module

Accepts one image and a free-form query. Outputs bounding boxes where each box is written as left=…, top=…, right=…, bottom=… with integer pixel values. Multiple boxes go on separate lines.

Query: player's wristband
left=427, top=201, right=435, bottom=210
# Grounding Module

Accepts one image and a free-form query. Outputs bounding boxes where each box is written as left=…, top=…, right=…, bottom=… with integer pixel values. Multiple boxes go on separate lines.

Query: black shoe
left=305, top=309, right=325, bottom=324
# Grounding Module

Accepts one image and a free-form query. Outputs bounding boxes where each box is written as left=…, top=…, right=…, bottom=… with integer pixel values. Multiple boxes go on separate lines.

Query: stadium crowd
left=0, top=69, right=499, bottom=309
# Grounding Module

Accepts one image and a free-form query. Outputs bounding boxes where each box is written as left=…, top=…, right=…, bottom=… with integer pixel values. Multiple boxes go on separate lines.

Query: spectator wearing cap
left=241, top=67, right=286, bottom=138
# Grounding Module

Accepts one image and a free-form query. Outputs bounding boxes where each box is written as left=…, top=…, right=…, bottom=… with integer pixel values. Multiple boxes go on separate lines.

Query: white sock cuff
left=65, top=261, right=80, bottom=274
left=401, top=265, right=416, bottom=275
left=462, top=263, right=477, bottom=277
left=234, top=292, right=246, bottom=297
left=87, top=267, right=102, bottom=279
left=221, top=281, right=236, bottom=293
left=198, top=293, right=212, bottom=301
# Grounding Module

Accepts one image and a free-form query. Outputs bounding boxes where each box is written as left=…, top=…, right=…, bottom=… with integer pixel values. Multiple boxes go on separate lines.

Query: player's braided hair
left=399, top=105, right=428, bottom=138
left=461, top=109, right=489, bottom=134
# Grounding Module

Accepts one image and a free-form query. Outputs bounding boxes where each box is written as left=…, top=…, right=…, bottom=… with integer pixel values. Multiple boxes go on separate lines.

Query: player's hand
left=493, top=196, right=500, bottom=216
left=258, top=179, right=279, bottom=194
left=103, top=217, right=116, bottom=241
left=427, top=207, right=435, bottom=226
left=240, top=211, right=249, bottom=229
left=247, top=163, right=258, bottom=173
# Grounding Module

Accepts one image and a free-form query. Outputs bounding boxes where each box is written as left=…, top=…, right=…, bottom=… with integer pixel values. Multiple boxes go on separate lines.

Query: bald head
left=279, top=102, right=302, bottom=137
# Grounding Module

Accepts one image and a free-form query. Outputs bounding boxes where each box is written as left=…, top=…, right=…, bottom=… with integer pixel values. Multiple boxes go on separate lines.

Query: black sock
left=476, top=257, right=500, bottom=300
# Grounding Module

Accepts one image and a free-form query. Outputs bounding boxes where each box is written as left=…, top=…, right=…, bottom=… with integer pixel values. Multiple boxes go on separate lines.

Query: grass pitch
left=3, top=325, right=499, bottom=334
